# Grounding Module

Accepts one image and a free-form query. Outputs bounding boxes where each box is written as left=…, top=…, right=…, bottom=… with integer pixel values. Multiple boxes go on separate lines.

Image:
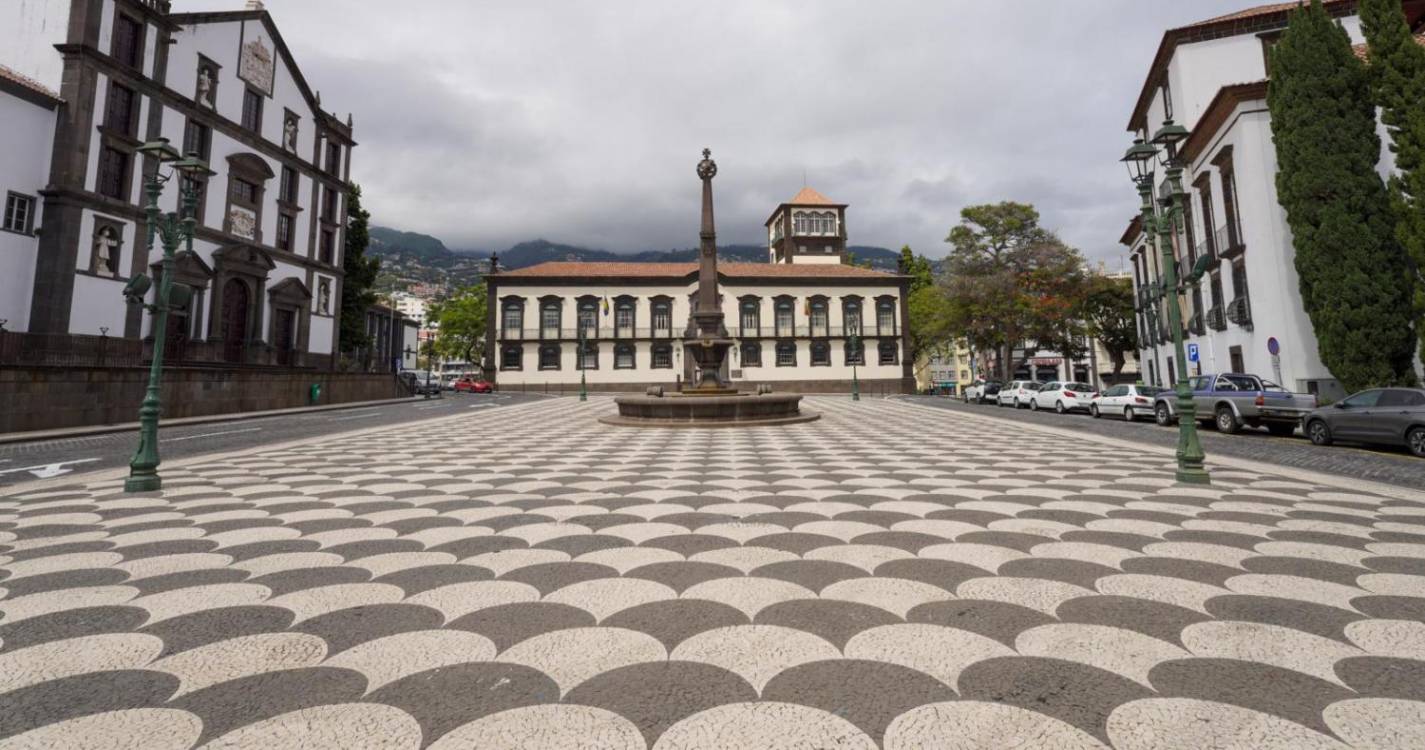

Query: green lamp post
left=577, top=320, right=588, bottom=402
left=848, top=331, right=861, bottom=401
left=124, top=139, right=216, bottom=493
left=1122, top=126, right=1211, bottom=485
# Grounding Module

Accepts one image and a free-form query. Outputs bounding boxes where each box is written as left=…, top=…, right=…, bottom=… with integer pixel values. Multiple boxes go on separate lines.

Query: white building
left=484, top=189, right=914, bottom=393
left=1121, top=0, right=1424, bottom=402
left=1, top=0, right=354, bottom=367
left=388, top=291, right=429, bottom=323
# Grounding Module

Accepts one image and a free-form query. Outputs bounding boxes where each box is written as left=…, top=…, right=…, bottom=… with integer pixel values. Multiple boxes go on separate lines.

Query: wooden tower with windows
left=764, top=187, right=849, bottom=265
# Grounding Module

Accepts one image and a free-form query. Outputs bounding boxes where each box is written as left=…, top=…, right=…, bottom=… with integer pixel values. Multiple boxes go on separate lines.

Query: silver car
left=1303, top=388, right=1425, bottom=457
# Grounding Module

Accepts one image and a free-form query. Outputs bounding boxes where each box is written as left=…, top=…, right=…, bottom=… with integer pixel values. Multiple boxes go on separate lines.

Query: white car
left=997, top=380, right=1044, bottom=408
left=1031, top=381, right=1097, bottom=414
left=1091, top=383, right=1167, bottom=421
left=963, top=380, right=1000, bottom=404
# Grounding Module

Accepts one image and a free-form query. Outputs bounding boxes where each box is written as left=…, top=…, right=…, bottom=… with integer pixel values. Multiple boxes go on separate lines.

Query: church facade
left=484, top=188, right=915, bottom=393
left=1, top=1, right=353, bottom=369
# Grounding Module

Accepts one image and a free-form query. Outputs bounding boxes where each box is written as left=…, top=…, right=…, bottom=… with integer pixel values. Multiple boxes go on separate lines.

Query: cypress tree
left=339, top=184, right=380, bottom=354
left=1361, top=0, right=1425, bottom=360
left=1268, top=0, right=1418, bottom=391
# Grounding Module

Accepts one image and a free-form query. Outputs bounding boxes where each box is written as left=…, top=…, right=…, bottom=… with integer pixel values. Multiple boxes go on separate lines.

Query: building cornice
left=55, top=43, right=353, bottom=191
left=489, top=272, right=904, bottom=288
left=1180, top=80, right=1269, bottom=165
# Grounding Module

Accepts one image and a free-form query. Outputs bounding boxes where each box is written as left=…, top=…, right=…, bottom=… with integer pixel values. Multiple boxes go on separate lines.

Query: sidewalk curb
left=0, top=396, right=430, bottom=445
left=891, top=396, right=1425, bottom=503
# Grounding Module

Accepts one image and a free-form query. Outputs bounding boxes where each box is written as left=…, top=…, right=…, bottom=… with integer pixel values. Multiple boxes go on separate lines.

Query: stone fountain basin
left=599, top=392, right=819, bottom=427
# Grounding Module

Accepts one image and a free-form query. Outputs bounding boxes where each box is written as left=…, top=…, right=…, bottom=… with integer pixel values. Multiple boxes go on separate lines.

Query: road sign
left=1267, top=337, right=1280, bottom=356
left=1187, top=343, right=1200, bottom=363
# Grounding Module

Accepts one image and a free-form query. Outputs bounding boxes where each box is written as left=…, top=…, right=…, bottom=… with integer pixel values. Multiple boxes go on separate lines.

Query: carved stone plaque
left=228, top=206, right=257, bottom=241
left=238, top=37, right=275, bottom=96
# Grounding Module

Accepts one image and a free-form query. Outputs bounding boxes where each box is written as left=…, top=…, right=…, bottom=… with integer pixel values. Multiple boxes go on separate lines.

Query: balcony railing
left=1226, top=296, right=1253, bottom=329
left=1206, top=305, right=1227, bottom=331
left=499, top=326, right=894, bottom=342
left=1217, top=224, right=1245, bottom=259
left=1188, top=312, right=1205, bottom=336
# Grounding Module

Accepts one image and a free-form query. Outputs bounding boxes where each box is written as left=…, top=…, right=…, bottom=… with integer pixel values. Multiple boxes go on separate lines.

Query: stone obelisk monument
left=683, top=148, right=734, bottom=393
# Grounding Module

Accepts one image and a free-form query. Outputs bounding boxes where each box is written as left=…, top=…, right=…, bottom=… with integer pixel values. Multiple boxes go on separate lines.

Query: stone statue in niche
left=318, top=279, right=331, bottom=314
left=94, top=226, right=119, bottom=276
left=283, top=116, right=298, bottom=151
left=197, top=66, right=215, bottom=108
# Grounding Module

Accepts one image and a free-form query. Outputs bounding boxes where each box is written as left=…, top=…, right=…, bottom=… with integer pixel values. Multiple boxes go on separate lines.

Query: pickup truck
left=1152, top=372, right=1318, bottom=435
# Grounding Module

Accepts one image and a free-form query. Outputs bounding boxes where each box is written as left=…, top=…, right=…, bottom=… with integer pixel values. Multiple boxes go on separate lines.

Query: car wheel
left=1307, top=419, right=1333, bottom=447
left=1155, top=403, right=1173, bottom=426
left=1091, top=405, right=1101, bottom=419
left=1216, top=405, right=1242, bottom=434
left=1407, top=426, right=1425, bottom=458
left=1124, top=406, right=1136, bottom=423
left=1055, top=401, right=1066, bottom=414
left=1029, top=399, right=1039, bottom=411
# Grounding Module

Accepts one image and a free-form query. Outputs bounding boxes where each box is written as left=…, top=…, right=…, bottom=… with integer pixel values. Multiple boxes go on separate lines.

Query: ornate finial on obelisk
left=696, top=148, right=717, bottom=180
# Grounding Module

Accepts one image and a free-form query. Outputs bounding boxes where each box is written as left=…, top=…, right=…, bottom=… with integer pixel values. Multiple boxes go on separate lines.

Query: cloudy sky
left=190, top=0, right=1254, bottom=263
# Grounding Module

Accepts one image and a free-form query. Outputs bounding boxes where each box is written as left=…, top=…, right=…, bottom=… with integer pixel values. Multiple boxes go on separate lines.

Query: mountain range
left=368, top=226, right=903, bottom=271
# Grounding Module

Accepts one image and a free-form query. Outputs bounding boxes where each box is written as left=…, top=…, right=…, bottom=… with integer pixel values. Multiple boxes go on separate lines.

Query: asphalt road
left=0, top=391, right=546, bottom=488
left=900, top=394, right=1425, bottom=490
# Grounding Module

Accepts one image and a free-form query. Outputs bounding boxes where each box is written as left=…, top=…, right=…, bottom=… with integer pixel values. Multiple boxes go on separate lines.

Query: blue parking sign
left=1187, top=343, right=1200, bottom=363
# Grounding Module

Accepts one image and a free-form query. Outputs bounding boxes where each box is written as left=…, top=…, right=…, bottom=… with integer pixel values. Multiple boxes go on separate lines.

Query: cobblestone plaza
left=2, top=397, right=1424, bottom=748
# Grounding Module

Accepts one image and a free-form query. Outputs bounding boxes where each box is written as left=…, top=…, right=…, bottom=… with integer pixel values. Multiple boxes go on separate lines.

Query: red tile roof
left=1354, top=32, right=1425, bottom=60
left=787, top=187, right=837, bottom=206
left=0, top=64, right=61, bottom=104
left=1186, top=2, right=1315, bottom=28
left=498, top=261, right=897, bottom=280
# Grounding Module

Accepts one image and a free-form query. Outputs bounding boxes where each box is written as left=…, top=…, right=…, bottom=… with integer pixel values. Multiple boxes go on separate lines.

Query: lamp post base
left=124, top=473, right=162, bottom=493
left=1174, top=466, right=1211, bottom=485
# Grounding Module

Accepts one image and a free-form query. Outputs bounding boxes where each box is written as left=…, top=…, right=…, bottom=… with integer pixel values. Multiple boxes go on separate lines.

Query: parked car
left=1303, top=388, right=1425, bottom=457
left=1091, top=384, right=1166, bottom=421
left=997, top=380, right=1044, bottom=408
left=411, top=373, right=442, bottom=397
left=441, top=373, right=462, bottom=391
left=1031, top=381, right=1096, bottom=413
left=963, top=380, right=1001, bottom=404
left=1152, top=373, right=1316, bottom=435
left=454, top=377, right=494, bottom=394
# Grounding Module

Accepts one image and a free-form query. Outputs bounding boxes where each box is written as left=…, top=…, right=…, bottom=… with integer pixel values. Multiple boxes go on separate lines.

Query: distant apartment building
left=1120, top=0, right=1424, bottom=401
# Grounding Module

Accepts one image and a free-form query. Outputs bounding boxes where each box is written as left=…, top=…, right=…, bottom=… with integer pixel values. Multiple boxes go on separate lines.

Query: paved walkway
left=2, top=396, right=1423, bottom=749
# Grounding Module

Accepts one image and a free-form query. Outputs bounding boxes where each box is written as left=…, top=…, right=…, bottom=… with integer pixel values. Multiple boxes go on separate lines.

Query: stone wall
left=0, top=366, right=408, bottom=433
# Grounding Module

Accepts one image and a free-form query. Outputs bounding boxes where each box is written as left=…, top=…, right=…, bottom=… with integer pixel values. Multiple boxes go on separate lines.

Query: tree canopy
left=429, top=282, right=488, bottom=373
left=338, top=184, right=379, bottom=353
left=1269, top=0, right=1418, bottom=391
left=1079, top=274, right=1138, bottom=383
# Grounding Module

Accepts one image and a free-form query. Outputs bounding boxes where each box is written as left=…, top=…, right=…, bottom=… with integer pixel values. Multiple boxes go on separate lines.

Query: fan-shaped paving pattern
left=2, top=395, right=1423, bottom=747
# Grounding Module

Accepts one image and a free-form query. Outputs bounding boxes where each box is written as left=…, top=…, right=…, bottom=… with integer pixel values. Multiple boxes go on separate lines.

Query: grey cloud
left=186, top=0, right=1255, bottom=261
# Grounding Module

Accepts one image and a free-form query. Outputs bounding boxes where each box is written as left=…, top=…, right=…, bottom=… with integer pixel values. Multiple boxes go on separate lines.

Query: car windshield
left=1136, top=386, right=1166, bottom=396
left=1065, top=383, right=1093, bottom=392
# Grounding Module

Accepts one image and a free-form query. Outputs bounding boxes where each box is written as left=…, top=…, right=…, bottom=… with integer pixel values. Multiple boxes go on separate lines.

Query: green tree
left=1269, top=0, right=1418, bottom=391
left=941, top=202, right=1088, bottom=381
left=430, top=282, right=488, bottom=374
left=1080, top=274, right=1139, bottom=384
left=1361, top=0, right=1425, bottom=358
left=899, top=245, right=934, bottom=295
left=338, top=184, right=380, bottom=353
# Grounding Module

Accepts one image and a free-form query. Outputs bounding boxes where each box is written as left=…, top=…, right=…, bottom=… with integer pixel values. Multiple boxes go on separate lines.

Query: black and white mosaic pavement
left=2, top=396, right=1424, bottom=749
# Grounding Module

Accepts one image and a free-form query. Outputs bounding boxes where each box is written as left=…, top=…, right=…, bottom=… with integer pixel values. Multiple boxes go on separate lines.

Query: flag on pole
left=602, top=296, right=610, bottom=316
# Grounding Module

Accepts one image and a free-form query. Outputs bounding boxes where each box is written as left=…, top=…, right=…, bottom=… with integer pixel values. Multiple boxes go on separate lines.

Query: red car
left=453, top=377, right=494, bottom=394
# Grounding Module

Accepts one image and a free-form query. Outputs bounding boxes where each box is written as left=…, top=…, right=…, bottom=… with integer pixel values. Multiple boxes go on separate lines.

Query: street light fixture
left=1122, top=121, right=1209, bottom=485
left=848, top=331, right=861, bottom=401
left=123, top=141, right=215, bottom=493
left=577, top=320, right=588, bottom=402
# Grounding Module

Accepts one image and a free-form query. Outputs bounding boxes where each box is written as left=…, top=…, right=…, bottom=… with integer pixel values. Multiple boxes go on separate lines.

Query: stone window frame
left=223, top=154, right=273, bottom=243
left=95, top=143, right=132, bottom=202
left=2, top=191, right=37, bottom=235
left=577, top=342, right=599, bottom=370
left=773, top=295, right=795, bottom=337
left=110, top=10, right=146, bottom=71
left=878, top=340, right=898, bottom=366
left=319, top=228, right=334, bottom=264
left=89, top=217, right=126, bottom=278
left=738, top=295, right=761, bottom=336
left=102, top=80, right=141, bottom=138
left=538, top=343, right=560, bottom=370
left=875, top=295, right=897, bottom=336
left=651, top=343, right=673, bottom=369
left=195, top=55, right=221, bottom=109
left=614, top=342, right=636, bottom=369
left=501, top=343, right=523, bottom=371
left=649, top=295, right=673, bottom=335
left=265, top=277, right=312, bottom=365
left=275, top=211, right=295, bottom=252
left=808, top=295, right=830, bottom=336
left=613, top=295, right=636, bottom=336
left=501, top=296, right=525, bottom=338
left=1214, top=146, right=1245, bottom=253
left=740, top=341, right=762, bottom=368
left=182, top=117, right=212, bottom=162
left=775, top=340, right=797, bottom=367
left=810, top=340, right=831, bottom=367
left=241, top=86, right=264, bottom=134
left=539, top=296, right=563, bottom=339
left=325, top=140, right=342, bottom=177
left=845, top=338, right=865, bottom=366
left=576, top=295, right=600, bottom=339
left=841, top=295, right=863, bottom=336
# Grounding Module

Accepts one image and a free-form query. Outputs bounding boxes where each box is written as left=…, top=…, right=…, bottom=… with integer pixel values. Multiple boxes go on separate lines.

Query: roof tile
left=787, top=187, right=837, bottom=206
left=0, top=63, right=61, bottom=103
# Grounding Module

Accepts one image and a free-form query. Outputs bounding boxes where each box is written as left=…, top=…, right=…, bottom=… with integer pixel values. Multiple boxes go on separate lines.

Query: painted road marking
left=331, top=412, right=385, bottom=421
left=0, top=458, right=101, bottom=479
left=163, top=428, right=263, bottom=443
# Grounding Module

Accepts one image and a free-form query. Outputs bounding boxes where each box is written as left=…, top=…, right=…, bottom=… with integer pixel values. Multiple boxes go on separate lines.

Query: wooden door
left=221, top=278, right=249, bottom=363
left=274, top=308, right=295, bottom=366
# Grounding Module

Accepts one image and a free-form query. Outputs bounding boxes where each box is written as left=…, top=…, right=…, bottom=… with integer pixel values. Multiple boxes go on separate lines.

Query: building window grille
left=811, top=341, right=830, bottom=366
left=740, top=299, right=759, bottom=334
left=578, top=343, right=599, bottom=370
left=741, top=342, right=761, bottom=367
left=876, top=299, right=895, bottom=335
left=878, top=341, right=897, bottom=365
left=541, top=304, right=560, bottom=336
left=503, top=302, right=523, bottom=334
left=810, top=299, right=828, bottom=336
left=651, top=344, right=672, bottom=369
left=615, top=343, right=635, bottom=369
left=652, top=301, right=671, bottom=334
left=501, top=344, right=523, bottom=371
left=845, top=339, right=865, bottom=366
left=775, top=341, right=796, bottom=367
left=775, top=300, right=794, bottom=336
left=538, top=344, right=560, bottom=370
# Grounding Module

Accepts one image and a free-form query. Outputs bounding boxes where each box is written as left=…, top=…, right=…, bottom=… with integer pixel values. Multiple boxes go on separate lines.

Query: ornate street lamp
left=848, top=331, right=861, bottom=401
left=577, top=321, right=588, bottom=402
left=1122, top=123, right=1209, bottom=484
left=124, top=140, right=215, bottom=492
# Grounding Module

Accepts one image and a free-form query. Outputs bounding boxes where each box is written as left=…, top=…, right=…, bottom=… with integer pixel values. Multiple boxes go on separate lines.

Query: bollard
left=309, top=383, right=321, bottom=404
